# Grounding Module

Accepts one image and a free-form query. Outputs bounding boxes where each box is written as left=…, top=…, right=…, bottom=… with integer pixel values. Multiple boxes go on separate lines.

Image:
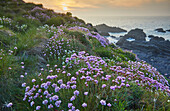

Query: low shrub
left=126, top=84, right=144, bottom=109
left=68, top=31, right=91, bottom=47
left=64, top=16, right=75, bottom=23
left=66, top=12, right=72, bottom=17
left=14, top=16, right=41, bottom=28
left=0, top=29, right=16, bottom=48
left=89, top=37, right=102, bottom=48
left=94, top=47, right=113, bottom=58
left=45, top=17, right=65, bottom=27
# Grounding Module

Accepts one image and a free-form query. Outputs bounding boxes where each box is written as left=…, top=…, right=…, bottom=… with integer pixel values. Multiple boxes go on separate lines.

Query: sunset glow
left=23, top=0, right=170, bottom=16
left=1, top=0, right=170, bottom=110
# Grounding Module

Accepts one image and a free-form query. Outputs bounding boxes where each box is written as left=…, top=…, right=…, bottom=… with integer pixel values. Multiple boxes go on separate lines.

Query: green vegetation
left=0, top=0, right=169, bottom=111
left=46, top=17, right=66, bottom=27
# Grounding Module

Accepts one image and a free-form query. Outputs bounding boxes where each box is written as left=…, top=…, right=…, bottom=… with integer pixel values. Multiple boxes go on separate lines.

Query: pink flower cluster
left=66, top=51, right=170, bottom=94
left=68, top=26, right=109, bottom=47
left=44, top=37, right=71, bottom=59
left=21, top=50, right=169, bottom=110
left=87, top=32, right=109, bottom=47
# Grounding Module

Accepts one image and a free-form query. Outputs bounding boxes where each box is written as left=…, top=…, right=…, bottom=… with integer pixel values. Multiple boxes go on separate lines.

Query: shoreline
left=95, top=24, right=170, bottom=78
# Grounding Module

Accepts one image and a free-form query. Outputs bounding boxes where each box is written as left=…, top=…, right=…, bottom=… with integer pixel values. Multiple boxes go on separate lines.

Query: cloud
left=155, top=0, right=168, bottom=2
left=24, top=0, right=170, bottom=12
left=106, top=0, right=170, bottom=7
left=24, top=0, right=99, bottom=11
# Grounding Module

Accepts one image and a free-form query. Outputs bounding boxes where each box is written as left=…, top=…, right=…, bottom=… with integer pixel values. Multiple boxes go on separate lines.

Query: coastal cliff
left=0, top=1, right=170, bottom=111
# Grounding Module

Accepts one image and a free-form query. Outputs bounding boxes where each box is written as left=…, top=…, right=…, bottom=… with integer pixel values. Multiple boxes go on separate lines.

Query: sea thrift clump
left=29, top=7, right=51, bottom=22
left=43, top=36, right=72, bottom=60
left=87, top=32, right=109, bottom=47
left=68, top=26, right=109, bottom=47
left=22, top=51, right=169, bottom=110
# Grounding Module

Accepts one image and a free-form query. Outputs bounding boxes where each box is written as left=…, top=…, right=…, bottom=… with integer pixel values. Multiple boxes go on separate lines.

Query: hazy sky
left=24, top=0, right=170, bottom=16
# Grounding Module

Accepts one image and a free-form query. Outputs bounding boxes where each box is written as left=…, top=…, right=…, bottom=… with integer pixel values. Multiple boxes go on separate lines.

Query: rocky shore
left=155, top=28, right=170, bottom=33
left=94, top=24, right=127, bottom=36
left=117, top=29, right=170, bottom=77
left=95, top=24, right=170, bottom=77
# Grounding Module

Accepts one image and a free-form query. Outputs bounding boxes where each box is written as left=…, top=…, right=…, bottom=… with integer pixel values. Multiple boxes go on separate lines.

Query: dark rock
left=125, top=28, right=146, bottom=41
left=116, top=34, right=170, bottom=76
left=116, top=36, right=125, bottom=46
left=155, top=28, right=166, bottom=33
left=110, top=36, right=116, bottom=38
left=87, top=23, right=93, bottom=27
left=98, top=31, right=110, bottom=36
left=116, top=28, right=146, bottom=46
left=94, top=24, right=127, bottom=36
left=148, top=35, right=155, bottom=38
left=166, top=29, right=170, bottom=32
left=150, top=36, right=165, bottom=42
left=27, top=38, right=48, bottom=55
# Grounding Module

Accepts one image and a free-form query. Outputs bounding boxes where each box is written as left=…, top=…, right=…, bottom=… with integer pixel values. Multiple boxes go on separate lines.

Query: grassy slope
left=0, top=0, right=170, bottom=111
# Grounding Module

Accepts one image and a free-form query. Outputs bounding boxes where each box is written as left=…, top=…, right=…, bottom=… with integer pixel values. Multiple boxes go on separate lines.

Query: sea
left=79, top=16, right=170, bottom=43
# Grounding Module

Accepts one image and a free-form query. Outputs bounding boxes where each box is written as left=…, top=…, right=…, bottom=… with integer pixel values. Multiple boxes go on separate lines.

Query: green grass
left=0, top=23, right=169, bottom=111
left=15, top=27, right=47, bottom=53
left=0, top=1, right=169, bottom=111
left=45, top=17, right=66, bottom=27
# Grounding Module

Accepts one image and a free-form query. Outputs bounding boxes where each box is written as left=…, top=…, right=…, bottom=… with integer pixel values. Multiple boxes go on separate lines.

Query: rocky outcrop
left=99, top=32, right=110, bottom=36
left=117, top=34, right=170, bottom=77
left=125, top=28, right=146, bottom=40
left=94, top=24, right=127, bottom=36
left=117, top=28, right=146, bottom=45
left=166, top=29, right=170, bottom=32
left=148, top=35, right=165, bottom=42
left=110, top=36, right=116, bottom=38
left=155, top=28, right=166, bottom=33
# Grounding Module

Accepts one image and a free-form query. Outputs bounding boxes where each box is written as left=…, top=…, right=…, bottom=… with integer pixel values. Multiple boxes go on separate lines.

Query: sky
left=24, top=0, right=170, bottom=16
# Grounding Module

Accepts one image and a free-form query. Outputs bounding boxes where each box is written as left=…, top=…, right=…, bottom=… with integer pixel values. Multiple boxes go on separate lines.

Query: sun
left=63, top=6, right=67, bottom=11
left=62, top=3, right=68, bottom=11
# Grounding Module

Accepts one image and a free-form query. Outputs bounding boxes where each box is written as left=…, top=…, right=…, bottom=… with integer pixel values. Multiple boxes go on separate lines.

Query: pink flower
left=6, top=102, right=13, bottom=107
left=14, top=47, right=17, bottom=49
left=107, top=103, right=112, bottom=107
left=20, top=75, right=24, bottom=78
left=32, top=79, right=36, bottom=83
left=30, top=101, right=34, bottom=106
left=84, top=92, right=88, bottom=95
left=82, top=103, right=87, bottom=107
left=22, top=83, right=26, bottom=87
left=48, top=104, right=53, bottom=109
left=74, top=90, right=79, bottom=96
left=100, top=100, right=106, bottom=105
left=36, top=106, right=41, bottom=110
left=68, top=103, right=73, bottom=108
left=42, top=100, right=48, bottom=105
left=102, top=84, right=107, bottom=88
